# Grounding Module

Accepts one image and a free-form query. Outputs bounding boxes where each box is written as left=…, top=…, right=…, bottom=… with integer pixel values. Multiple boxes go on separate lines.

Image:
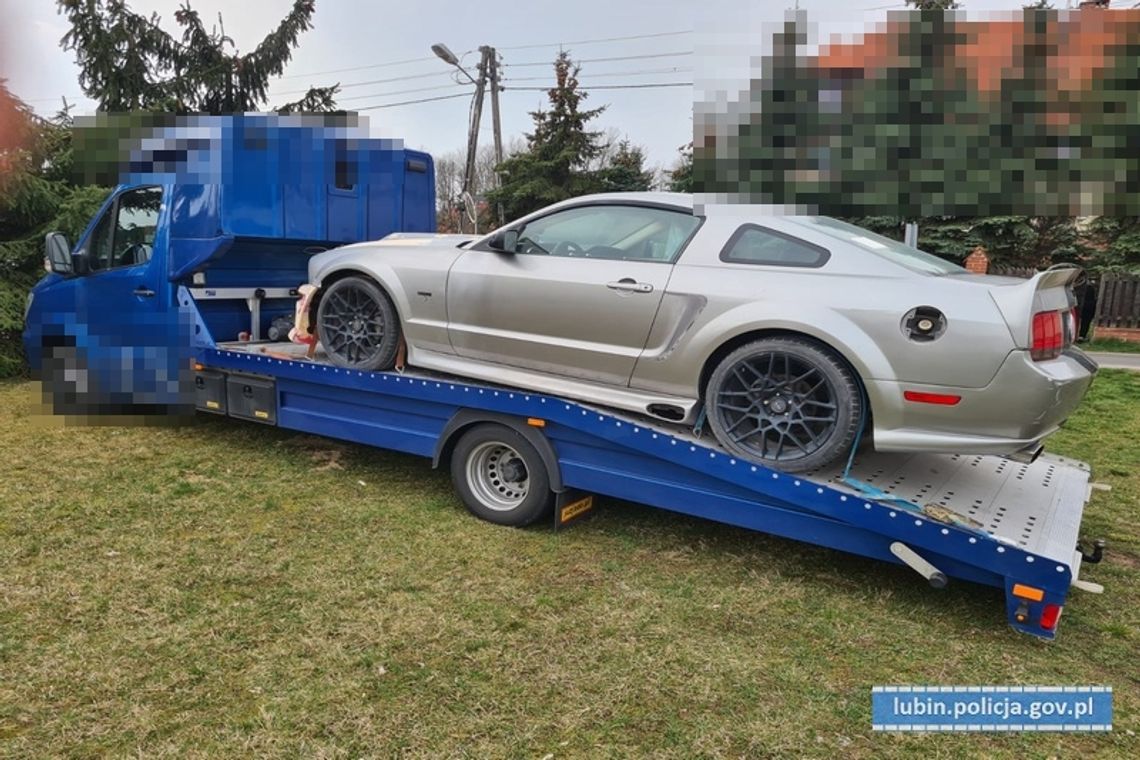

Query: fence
left=1095, top=274, right=1140, bottom=330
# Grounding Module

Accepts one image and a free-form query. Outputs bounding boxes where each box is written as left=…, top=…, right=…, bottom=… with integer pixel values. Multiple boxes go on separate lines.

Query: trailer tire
left=706, top=337, right=862, bottom=473
left=316, top=275, right=401, bottom=371
left=450, top=424, right=555, bottom=527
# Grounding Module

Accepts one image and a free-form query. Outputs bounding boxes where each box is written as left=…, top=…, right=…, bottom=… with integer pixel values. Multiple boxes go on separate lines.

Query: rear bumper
left=870, top=347, right=1097, bottom=455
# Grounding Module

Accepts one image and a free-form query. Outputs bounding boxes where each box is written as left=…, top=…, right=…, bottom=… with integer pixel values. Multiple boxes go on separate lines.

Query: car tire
left=316, top=275, right=401, bottom=371
left=450, top=424, right=555, bottom=527
left=705, top=337, right=863, bottom=473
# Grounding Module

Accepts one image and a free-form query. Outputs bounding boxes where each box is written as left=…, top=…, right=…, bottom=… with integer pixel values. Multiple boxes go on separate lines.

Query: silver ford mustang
left=304, top=192, right=1096, bottom=473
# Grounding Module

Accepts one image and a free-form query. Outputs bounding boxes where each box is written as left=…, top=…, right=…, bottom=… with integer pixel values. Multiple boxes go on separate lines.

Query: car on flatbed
left=302, top=192, right=1098, bottom=473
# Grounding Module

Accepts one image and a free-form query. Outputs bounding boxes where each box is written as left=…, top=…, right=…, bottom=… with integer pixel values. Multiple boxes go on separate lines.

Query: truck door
left=65, top=185, right=187, bottom=411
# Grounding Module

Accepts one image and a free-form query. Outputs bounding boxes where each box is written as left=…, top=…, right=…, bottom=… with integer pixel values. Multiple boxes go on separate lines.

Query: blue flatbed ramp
left=194, top=335, right=1102, bottom=641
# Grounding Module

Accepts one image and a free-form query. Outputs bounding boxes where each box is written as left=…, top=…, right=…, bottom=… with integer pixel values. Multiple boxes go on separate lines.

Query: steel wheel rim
left=466, top=441, right=530, bottom=511
left=322, top=284, right=386, bottom=365
left=713, top=351, right=839, bottom=463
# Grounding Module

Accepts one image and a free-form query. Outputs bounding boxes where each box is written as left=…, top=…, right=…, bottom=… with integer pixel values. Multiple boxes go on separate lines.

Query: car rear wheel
left=316, top=275, right=401, bottom=371
left=706, top=337, right=862, bottom=473
left=450, top=424, right=555, bottom=527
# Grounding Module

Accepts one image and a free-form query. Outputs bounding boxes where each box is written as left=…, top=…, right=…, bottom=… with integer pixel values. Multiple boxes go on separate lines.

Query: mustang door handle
left=132, top=286, right=156, bottom=298
left=606, top=279, right=654, bottom=294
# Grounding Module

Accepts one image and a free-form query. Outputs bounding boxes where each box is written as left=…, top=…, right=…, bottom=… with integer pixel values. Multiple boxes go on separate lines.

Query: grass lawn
left=1084, top=336, right=1140, bottom=355
left=1, top=371, right=1137, bottom=758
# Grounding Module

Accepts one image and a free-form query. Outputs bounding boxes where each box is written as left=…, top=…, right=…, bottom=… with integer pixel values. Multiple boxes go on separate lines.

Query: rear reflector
left=1012, top=583, right=1045, bottom=602
left=1040, top=602, right=1062, bottom=631
left=1031, top=310, right=1064, bottom=361
left=903, top=391, right=962, bottom=405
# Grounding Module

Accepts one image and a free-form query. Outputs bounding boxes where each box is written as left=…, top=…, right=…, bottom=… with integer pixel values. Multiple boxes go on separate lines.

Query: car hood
left=307, top=232, right=479, bottom=282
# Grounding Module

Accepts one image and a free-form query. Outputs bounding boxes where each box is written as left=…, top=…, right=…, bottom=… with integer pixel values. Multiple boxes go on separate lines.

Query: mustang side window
left=515, top=205, right=700, bottom=262
left=720, top=224, right=830, bottom=268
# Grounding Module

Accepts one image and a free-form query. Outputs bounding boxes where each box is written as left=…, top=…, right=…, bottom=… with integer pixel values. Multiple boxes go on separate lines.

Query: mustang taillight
left=1030, top=310, right=1065, bottom=361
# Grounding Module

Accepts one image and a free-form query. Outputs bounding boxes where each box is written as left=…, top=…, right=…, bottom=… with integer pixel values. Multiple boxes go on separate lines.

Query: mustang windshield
left=799, top=217, right=965, bottom=275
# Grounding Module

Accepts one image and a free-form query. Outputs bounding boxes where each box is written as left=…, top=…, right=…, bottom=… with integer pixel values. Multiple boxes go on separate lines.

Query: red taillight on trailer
left=1030, top=310, right=1064, bottom=361
left=1040, top=602, right=1062, bottom=631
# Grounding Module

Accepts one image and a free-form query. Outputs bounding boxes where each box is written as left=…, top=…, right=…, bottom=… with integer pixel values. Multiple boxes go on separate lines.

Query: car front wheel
left=705, top=337, right=863, bottom=473
left=316, top=275, right=401, bottom=371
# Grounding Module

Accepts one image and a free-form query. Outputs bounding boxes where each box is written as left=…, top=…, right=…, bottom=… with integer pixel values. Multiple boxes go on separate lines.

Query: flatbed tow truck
left=193, top=329, right=1103, bottom=641
left=25, top=116, right=1105, bottom=640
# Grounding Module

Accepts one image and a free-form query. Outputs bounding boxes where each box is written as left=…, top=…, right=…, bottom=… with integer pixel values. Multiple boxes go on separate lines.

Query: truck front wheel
left=316, top=275, right=401, bottom=371
left=450, top=424, right=555, bottom=527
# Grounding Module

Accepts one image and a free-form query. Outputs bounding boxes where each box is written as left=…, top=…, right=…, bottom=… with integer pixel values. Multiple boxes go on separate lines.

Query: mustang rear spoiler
left=987, top=265, right=1082, bottom=349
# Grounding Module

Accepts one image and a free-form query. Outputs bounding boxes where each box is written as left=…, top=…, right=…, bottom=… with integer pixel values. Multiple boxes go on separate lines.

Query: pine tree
left=486, top=51, right=607, bottom=220
left=57, top=0, right=338, bottom=112
left=597, top=140, right=654, bottom=192
left=667, top=143, right=693, bottom=193
left=905, top=1, right=960, bottom=9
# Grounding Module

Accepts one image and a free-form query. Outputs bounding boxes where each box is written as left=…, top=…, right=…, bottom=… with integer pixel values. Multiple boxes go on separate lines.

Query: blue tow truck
left=22, top=115, right=1104, bottom=640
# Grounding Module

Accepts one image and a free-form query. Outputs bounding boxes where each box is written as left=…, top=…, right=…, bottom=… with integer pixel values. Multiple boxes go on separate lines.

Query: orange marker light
left=1012, top=584, right=1045, bottom=602
left=527, top=418, right=546, bottom=428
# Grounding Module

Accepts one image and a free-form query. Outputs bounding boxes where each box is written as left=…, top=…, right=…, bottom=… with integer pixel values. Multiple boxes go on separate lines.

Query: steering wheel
left=116, top=242, right=152, bottom=266
left=552, top=240, right=585, bottom=257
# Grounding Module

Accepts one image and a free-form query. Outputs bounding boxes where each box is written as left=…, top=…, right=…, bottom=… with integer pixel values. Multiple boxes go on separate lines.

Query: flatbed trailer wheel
left=450, top=424, right=555, bottom=527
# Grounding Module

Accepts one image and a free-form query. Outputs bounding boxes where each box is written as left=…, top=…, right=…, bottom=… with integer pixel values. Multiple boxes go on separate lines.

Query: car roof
left=541, top=191, right=695, bottom=214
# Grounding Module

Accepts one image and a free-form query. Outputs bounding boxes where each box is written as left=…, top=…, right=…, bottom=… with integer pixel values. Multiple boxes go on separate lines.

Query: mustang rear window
left=798, top=216, right=965, bottom=275
left=720, top=224, right=830, bottom=268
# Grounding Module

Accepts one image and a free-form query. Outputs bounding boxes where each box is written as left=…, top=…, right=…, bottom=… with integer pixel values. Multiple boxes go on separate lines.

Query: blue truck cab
left=23, top=115, right=434, bottom=411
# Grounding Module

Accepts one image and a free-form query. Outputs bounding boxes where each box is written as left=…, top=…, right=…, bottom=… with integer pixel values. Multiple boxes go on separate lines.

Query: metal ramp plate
left=810, top=452, right=1091, bottom=565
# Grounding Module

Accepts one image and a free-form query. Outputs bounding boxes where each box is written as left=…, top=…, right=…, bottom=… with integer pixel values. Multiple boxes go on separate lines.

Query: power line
left=354, top=92, right=474, bottom=110
left=334, top=82, right=471, bottom=102
left=276, top=54, right=442, bottom=80
left=503, top=82, right=692, bottom=91
left=275, top=30, right=692, bottom=82
left=495, top=29, right=692, bottom=52
left=272, top=68, right=454, bottom=96
left=505, top=50, right=693, bottom=68
left=502, top=66, right=691, bottom=83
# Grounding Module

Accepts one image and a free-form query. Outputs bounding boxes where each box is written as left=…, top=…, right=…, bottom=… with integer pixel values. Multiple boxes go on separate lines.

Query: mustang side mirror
left=44, top=232, right=73, bottom=275
left=487, top=229, right=519, bottom=253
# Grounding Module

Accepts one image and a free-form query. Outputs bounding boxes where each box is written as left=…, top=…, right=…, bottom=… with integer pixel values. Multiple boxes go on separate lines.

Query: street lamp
left=431, top=43, right=477, bottom=84
left=432, top=42, right=485, bottom=232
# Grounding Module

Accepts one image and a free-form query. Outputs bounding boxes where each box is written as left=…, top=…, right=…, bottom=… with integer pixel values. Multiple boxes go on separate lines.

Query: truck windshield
left=799, top=217, right=965, bottom=275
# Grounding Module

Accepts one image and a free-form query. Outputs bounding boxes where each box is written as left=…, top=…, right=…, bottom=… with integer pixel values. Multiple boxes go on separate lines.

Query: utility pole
left=461, top=48, right=490, bottom=234
left=431, top=42, right=506, bottom=233
left=487, top=46, right=505, bottom=225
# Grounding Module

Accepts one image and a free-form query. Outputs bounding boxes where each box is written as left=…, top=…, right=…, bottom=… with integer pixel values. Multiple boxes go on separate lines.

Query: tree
left=485, top=51, right=607, bottom=220
left=596, top=140, right=654, bottom=192
left=905, top=1, right=960, bottom=9
left=667, top=143, right=694, bottom=193
left=57, top=0, right=338, bottom=112
left=0, top=83, right=108, bottom=377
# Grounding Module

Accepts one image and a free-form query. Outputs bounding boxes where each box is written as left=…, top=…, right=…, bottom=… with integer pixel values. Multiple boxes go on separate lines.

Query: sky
left=1, top=0, right=1051, bottom=174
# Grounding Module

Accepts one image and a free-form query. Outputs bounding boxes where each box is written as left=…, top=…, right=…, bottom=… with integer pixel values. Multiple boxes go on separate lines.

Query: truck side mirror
left=487, top=229, right=518, bottom=253
left=44, top=232, right=73, bottom=275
